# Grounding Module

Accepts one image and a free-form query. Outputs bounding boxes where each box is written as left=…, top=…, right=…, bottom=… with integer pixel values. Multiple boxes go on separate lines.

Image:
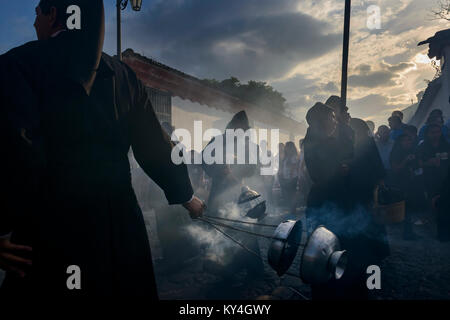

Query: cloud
left=348, top=61, right=416, bottom=88
left=121, top=0, right=341, bottom=80
left=323, top=81, right=339, bottom=92
left=384, top=61, right=416, bottom=73
left=349, top=70, right=399, bottom=88
left=103, top=0, right=444, bottom=127
left=348, top=93, right=406, bottom=125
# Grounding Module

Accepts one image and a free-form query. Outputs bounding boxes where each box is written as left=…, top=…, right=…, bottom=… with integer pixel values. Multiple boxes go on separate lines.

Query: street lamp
left=130, top=0, right=143, bottom=11
left=117, top=0, right=143, bottom=61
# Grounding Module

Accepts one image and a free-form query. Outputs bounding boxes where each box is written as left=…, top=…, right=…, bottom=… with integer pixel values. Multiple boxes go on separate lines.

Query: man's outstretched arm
left=125, top=64, right=204, bottom=218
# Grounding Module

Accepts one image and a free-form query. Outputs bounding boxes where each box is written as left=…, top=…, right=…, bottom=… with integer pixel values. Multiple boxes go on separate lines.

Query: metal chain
left=198, top=219, right=310, bottom=301
left=200, top=217, right=281, bottom=241
left=199, top=219, right=263, bottom=260
left=203, top=215, right=279, bottom=228
left=286, top=286, right=310, bottom=301
left=200, top=217, right=305, bottom=247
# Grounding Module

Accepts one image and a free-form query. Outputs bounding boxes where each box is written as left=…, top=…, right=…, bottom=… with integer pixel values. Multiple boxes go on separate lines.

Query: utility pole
left=117, top=0, right=122, bottom=61
left=340, top=0, right=352, bottom=106
left=117, top=0, right=143, bottom=61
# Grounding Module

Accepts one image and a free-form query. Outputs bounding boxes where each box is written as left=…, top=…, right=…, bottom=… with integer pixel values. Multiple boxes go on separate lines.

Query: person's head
left=425, top=124, right=442, bottom=145
left=388, top=116, right=402, bottom=130
left=426, top=115, right=444, bottom=127
left=325, top=95, right=350, bottom=125
left=376, top=125, right=391, bottom=142
left=306, top=102, right=337, bottom=137
left=404, top=125, right=418, bottom=140
left=366, top=120, right=375, bottom=134
left=429, top=109, right=443, bottom=119
left=399, top=134, right=414, bottom=150
left=284, top=141, right=298, bottom=158
left=34, top=0, right=70, bottom=40
left=392, top=110, right=404, bottom=122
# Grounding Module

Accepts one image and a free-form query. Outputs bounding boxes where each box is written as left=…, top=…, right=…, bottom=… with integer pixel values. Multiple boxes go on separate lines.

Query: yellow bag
left=372, top=186, right=405, bottom=225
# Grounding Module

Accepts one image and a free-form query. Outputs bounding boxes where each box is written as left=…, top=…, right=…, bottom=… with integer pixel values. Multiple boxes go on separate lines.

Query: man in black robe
left=201, top=111, right=265, bottom=287
left=0, top=0, right=204, bottom=296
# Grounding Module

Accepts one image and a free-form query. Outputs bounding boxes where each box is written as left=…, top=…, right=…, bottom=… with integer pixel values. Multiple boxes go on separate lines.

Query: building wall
left=146, top=87, right=172, bottom=125
left=422, top=46, right=450, bottom=128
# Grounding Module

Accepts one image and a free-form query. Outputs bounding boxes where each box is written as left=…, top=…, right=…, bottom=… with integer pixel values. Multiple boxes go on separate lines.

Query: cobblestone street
left=146, top=207, right=450, bottom=300
left=1, top=207, right=449, bottom=300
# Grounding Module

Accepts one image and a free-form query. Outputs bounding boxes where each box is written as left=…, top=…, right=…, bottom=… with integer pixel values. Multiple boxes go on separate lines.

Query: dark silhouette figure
left=0, top=0, right=204, bottom=296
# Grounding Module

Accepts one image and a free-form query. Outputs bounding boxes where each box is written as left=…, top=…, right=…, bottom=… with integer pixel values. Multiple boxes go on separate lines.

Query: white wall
left=424, top=45, right=450, bottom=127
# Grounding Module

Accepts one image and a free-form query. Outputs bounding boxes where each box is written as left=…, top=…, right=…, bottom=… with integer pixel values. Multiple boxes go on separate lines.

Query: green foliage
left=202, top=77, right=286, bottom=113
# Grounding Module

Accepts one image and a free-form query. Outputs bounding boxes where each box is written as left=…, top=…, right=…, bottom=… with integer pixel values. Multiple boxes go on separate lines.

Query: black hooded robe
left=0, top=33, right=193, bottom=296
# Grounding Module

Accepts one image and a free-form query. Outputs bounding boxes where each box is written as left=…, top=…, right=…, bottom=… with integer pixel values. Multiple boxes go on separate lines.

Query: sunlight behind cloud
left=414, top=53, right=440, bottom=67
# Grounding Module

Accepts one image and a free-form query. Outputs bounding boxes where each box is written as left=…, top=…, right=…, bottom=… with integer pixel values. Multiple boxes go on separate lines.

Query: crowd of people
left=129, top=95, right=450, bottom=300
left=374, top=108, right=450, bottom=241
left=162, top=95, right=450, bottom=300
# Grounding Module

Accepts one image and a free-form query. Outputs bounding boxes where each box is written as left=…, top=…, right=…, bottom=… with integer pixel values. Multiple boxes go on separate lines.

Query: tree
left=201, top=77, right=287, bottom=113
left=431, top=0, right=450, bottom=21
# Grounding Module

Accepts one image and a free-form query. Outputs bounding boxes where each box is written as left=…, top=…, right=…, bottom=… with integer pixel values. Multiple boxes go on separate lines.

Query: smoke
left=184, top=197, right=257, bottom=267
left=306, top=202, right=374, bottom=239
left=184, top=223, right=239, bottom=266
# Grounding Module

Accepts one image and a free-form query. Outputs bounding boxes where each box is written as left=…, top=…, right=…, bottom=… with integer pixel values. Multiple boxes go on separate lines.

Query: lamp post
left=340, top=0, right=351, bottom=107
left=117, top=0, right=143, bottom=61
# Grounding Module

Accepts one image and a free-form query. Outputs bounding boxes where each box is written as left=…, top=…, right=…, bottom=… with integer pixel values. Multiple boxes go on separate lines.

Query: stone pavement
left=147, top=207, right=450, bottom=300
left=1, top=207, right=449, bottom=300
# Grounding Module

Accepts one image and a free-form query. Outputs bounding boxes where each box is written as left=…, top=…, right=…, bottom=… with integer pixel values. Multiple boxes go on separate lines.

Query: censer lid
left=238, top=186, right=261, bottom=204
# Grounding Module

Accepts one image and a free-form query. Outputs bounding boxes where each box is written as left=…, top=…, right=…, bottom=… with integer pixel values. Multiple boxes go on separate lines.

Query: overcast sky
left=0, top=0, right=448, bottom=127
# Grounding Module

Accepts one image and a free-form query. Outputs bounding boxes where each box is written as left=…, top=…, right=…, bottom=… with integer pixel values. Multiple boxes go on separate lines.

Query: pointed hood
left=226, top=111, right=251, bottom=131
left=67, top=0, right=105, bottom=94
left=51, top=0, right=105, bottom=95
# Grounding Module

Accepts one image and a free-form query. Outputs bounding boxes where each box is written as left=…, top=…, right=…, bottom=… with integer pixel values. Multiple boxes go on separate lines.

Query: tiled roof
left=122, top=49, right=306, bottom=136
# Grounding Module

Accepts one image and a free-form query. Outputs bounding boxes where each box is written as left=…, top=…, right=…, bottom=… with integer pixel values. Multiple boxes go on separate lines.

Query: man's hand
left=0, top=238, right=32, bottom=278
left=183, top=196, right=206, bottom=219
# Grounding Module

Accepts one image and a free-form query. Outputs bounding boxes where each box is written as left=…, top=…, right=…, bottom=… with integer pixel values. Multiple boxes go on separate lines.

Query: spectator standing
left=390, top=134, right=423, bottom=240
left=416, top=124, right=450, bottom=200
left=388, top=116, right=404, bottom=141
left=366, top=120, right=376, bottom=136
left=375, top=125, right=394, bottom=170
left=418, top=110, right=448, bottom=142
left=279, top=141, right=300, bottom=208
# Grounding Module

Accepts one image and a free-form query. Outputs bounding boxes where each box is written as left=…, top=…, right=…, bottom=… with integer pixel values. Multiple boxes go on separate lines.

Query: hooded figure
left=347, top=118, right=389, bottom=277
left=225, top=111, right=251, bottom=131
left=303, top=102, right=349, bottom=215
left=0, top=0, right=195, bottom=296
left=201, top=111, right=264, bottom=289
left=304, top=106, right=378, bottom=300
left=203, top=110, right=257, bottom=210
left=348, top=118, right=385, bottom=207
left=325, top=95, right=354, bottom=162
